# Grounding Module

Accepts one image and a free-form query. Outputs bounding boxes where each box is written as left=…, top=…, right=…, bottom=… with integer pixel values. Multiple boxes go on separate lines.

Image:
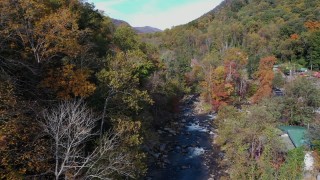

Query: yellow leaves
left=115, top=119, right=142, bottom=146
left=223, top=48, right=248, bottom=67
left=224, top=83, right=235, bottom=95
left=1, top=0, right=84, bottom=62
left=199, top=81, right=208, bottom=88
left=34, top=7, right=82, bottom=60
left=41, top=64, right=96, bottom=100
left=212, top=66, right=225, bottom=84
left=122, top=89, right=154, bottom=110
left=97, top=51, right=154, bottom=111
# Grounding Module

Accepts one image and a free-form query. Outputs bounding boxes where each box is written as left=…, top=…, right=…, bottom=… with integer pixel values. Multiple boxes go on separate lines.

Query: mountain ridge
left=111, top=18, right=162, bottom=34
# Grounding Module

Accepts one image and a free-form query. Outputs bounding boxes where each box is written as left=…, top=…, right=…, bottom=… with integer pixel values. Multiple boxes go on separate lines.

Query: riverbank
left=145, top=95, right=223, bottom=180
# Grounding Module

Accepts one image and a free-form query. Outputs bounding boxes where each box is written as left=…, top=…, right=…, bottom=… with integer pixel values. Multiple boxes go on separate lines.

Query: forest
left=143, top=0, right=320, bottom=179
left=0, top=0, right=183, bottom=179
left=0, top=0, right=320, bottom=179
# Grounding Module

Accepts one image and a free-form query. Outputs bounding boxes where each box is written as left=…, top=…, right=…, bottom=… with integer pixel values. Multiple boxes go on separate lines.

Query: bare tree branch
left=41, top=100, right=134, bottom=180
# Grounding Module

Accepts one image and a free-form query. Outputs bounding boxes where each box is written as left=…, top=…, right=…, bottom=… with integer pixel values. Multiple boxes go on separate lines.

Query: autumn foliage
left=0, top=117, right=50, bottom=179
left=199, top=48, right=248, bottom=111
left=213, top=49, right=247, bottom=110
left=304, top=21, right=320, bottom=31
left=252, top=56, right=277, bottom=103
left=41, top=64, right=96, bottom=100
left=290, top=33, right=299, bottom=40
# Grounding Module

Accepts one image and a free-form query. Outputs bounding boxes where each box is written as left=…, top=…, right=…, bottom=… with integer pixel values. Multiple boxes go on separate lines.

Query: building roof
left=279, top=126, right=307, bottom=148
left=280, top=133, right=295, bottom=151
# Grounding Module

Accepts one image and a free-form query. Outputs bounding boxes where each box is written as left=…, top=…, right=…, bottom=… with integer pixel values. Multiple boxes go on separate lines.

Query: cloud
left=89, top=0, right=223, bottom=30
left=129, top=0, right=222, bottom=29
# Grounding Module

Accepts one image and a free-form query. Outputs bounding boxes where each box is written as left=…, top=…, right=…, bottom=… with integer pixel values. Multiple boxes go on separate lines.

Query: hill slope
left=111, top=18, right=162, bottom=34
left=141, top=1, right=320, bottom=179
left=144, top=0, right=320, bottom=77
left=134, top=26, right=162, bottom=34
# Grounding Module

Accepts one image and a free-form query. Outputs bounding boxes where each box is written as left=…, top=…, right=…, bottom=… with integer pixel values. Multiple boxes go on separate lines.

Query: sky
left=88, top=0, right=224, bottom=30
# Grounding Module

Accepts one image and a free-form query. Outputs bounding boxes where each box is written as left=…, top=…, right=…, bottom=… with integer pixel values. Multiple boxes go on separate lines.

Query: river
left=146, top=95, right=223, bottom=180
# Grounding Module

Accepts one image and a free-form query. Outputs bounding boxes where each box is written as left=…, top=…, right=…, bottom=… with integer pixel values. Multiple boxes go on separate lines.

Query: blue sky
left=88, top=0, right=223, bottom=30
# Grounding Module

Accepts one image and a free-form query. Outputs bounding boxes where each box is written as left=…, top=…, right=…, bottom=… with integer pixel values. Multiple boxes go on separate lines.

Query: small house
left=279, top=126, right=308, bottom=150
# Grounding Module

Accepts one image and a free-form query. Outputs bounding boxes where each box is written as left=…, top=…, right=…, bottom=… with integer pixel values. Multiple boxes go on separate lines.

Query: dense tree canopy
left=1, top=0, right=320, bottom=179
left=0, top=0, right=165, bottom=179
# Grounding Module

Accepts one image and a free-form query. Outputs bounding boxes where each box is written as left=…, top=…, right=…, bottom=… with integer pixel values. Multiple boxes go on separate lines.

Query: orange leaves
left=33, top=7, right=83, bottom=62
left=0, top=0, right=84, bottom=63
left=0, top=135, right=6, bottom=151
left=256, top=56, right=276, bottom=78
left=200, top=48, right=248, bottom=111
left=211, top=82, right=234, bottom=111
left=252, top=56, right=276, bottom=103
left=290, top=33, right=299, bottom=40
left=0, top=116, right=51, bottom=178
left=210, top=48, right=248, bottom=110
left=209, top=66, right=235, bottom=111
left=304, top=21, right=320, bottom=31
left=42, top=64, right=96, bottom=100
left=223, top=48, right=248, bottom=83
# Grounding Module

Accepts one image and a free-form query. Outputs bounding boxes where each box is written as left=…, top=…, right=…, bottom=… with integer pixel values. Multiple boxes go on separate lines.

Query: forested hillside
left=145, top=0, right=319, bottom=78
left=0, top=0, right=185, bottom=179
left=143, top=0, right=320, bottom=109
left=143, top=0, right=320, bottom=179
left=1, top=0, right=320, bottom=179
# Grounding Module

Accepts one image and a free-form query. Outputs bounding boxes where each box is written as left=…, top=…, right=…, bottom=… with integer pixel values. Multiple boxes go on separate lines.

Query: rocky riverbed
left=146, top=95, right=223, bottom=180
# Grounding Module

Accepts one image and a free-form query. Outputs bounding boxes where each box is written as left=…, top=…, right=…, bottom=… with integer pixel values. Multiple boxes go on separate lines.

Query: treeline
left=144, top=0, right=320, bottom=78
left=143, top=0, right=320, bottom=110
left=0, top=0, right=184, bottom=179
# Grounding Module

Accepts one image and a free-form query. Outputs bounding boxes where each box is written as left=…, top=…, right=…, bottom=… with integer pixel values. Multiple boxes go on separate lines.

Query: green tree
left=278, top=147, right=305, bottom=180
left=283, top=77, right=320, bottom=125
left=96, top=50, right=154, bottom=136
left=272, top=72, right=285, bottom=88
left=216, top=104, right=282, bottom=179
left=113, top=25, right=139, bottom=51
left=307, top=31, right=320, bottom=70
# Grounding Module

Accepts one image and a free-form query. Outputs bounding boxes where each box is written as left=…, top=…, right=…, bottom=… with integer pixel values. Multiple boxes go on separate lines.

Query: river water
left=146, top=96, right=222, bottom=180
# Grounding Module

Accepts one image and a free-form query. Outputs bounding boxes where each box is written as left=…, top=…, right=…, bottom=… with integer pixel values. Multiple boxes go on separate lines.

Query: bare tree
left=85, top=132, right=135, bottom=180
left=41, top=100, right=134, bottom=180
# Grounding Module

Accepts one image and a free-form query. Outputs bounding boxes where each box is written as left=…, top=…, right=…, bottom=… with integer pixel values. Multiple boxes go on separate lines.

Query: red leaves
left=199, top=48, right=249, bottom=111
left=252, top=56, right=276, bottom=103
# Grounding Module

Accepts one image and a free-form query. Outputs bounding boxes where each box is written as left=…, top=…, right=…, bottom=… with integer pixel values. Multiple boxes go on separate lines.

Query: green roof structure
left=299, top=68, right=308, bottom=72
left=279, top=126, right=308, bottom=148
left=280, top=134, right=295, bottom=151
